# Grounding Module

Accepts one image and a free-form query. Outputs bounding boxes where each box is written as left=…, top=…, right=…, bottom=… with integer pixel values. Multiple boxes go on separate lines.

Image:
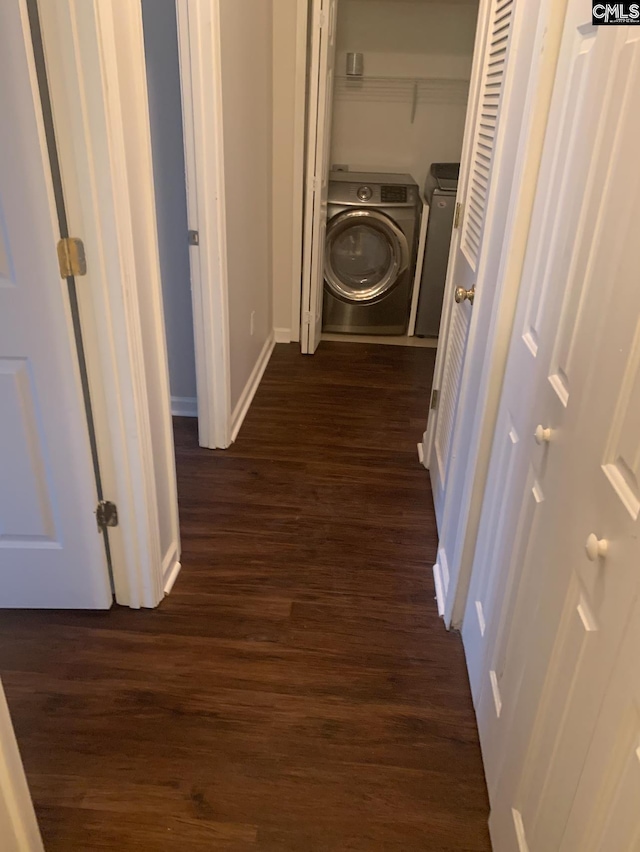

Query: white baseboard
left=321, top=332, right=437, bottom=348
left=274, top=327, right=292, bottom=343
left=171, top=396, right=197, bottom=417
left=162, top=543, right=181, bottom=595
left=420, top=430, right=430, bottom=469
left=433, top=563, right=445, bottom=617
left=231, top=331, right=275, bottom=442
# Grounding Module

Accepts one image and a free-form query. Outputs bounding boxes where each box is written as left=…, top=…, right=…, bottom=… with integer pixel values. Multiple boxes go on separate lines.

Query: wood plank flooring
left=0, top=342, right=491, bottom=850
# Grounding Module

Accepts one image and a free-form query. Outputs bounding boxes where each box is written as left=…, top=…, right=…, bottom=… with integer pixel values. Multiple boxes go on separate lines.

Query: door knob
left=585, top=533, right=608, bottom=562
left=534, top=425, right=552, bottom=445
left=454, top=286, right=475, bottom=304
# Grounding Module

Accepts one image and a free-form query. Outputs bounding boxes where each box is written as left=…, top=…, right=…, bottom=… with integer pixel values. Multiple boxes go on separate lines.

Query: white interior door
left=456, top=6, right=640, bottom=846
left=491, top=27, right=640, bottom=844
left=300, top=0, right=338, bottom=354
left=428, top=0, right=517, bottom=523
left=0, top=1, right=112, bottom=608
left=463, top=0, right=615, bottom=753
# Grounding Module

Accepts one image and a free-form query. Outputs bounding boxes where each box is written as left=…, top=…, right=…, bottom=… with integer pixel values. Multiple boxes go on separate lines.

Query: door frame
left=290, top=0, right=310, bottom=344
left=292, top=0, right=311, bottom=348
left=422, top=0, right=569, bottom=627
left=175, top=0, right=232, bottom=449
left=300, top=0, right=339, bottom=354
left=36, top=0, right=181, bottom=607
left=0, top=682, right=43, bottom=852
left=175, top=0, right=280, bottom=447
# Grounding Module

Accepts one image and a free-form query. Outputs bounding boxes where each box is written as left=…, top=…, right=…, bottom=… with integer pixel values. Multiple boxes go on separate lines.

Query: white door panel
left=301, top=0, right=338, bottom=354
left=429, top=0, right=517, bottom=505
left=504, top=30, right=640, bottom=847
left=459, top=3, right=640, bottom=844
left=429, top=0, right=516, bottom=520
left=464, top=5, right=612, bottom=737
left=430, top=0, right=549, bottom=627
left=0, top=359, right=59, bottom=542
left=0, top=1, right=111, bottom=608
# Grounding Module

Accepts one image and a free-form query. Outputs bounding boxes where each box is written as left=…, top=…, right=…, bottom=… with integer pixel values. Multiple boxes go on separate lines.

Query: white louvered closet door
left=428, top=0, right=515, bottom=524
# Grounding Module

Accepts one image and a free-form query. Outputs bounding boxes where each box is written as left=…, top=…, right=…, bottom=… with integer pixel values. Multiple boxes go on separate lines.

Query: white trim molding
left=162, top=542, right=182, bottom=595
left=0, top=682, right=44, bottom=851
left=432, top=547, right=449, bottom=618
left=38, top=0, right=182, bottom=608
left=176, top=0, right=232, bottom=449
left=231, top=332, right=275, bottom=443
left=108, top=0, right=182, bottom=604
left=171, top=396, right=198, bottom=417
left=420, top=430, right=430, bottom=470
left=290, top=0, right=309, bottom=344
left=432, top=564, right=445, bottom=618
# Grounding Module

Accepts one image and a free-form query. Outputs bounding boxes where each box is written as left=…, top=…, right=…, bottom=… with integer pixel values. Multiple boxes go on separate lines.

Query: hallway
left=0, top=342, right=490, bottom=850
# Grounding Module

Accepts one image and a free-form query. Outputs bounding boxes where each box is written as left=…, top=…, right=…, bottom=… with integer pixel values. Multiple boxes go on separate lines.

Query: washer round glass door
left=324, top=209, right=410, bottom=303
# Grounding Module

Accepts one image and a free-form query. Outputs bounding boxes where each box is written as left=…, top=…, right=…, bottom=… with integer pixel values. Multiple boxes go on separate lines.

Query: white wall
left=331, top=0, right=478, bottom=189
left=219, top=0, right=274, bottom=410
left=141, top=0, right=197, bottom=406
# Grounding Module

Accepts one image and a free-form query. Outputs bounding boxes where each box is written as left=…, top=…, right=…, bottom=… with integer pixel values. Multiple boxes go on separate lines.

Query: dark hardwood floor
left=0, top=342, right=490, bottom=851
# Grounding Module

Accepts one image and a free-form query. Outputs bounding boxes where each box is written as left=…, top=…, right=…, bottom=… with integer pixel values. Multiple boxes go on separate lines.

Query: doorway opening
left=141, top=0, right=197, bottom=422
left=299, top=0, right=480, bottom=355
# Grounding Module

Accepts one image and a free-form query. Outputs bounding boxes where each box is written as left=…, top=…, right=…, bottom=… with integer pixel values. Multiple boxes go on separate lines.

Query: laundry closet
left=301, top=0, right=479, bottom=352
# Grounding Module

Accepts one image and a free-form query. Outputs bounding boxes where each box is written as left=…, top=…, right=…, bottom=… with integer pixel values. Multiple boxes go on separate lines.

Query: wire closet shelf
left=334, top=75, right=470, bottom=122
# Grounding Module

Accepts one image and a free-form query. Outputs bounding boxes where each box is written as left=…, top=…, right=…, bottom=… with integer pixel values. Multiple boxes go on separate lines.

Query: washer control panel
left=328, top=172, right=418, bottom=206
left=381, top=185, right=408, bottom=203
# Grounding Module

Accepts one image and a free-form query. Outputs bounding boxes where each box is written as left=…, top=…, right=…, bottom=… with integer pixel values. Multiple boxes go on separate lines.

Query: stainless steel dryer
left=323, top=172, right=420, bottom=335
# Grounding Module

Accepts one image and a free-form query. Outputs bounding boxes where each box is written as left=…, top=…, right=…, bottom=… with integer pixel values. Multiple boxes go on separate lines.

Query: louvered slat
left=461, top=0, right=514, bottom=269
left=435, top=305, right=471, bottom=477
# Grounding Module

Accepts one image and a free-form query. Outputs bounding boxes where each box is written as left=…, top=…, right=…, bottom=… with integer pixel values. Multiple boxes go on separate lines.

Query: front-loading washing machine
left=322, top=172, right=420, bottom=335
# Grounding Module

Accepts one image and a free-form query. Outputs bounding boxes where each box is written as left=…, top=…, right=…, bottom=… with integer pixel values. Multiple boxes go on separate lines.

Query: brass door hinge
left=430, top=388, right=439, bottom=410
left=453, top=202, right=463, bottom=229
left=57, top=237, right=87, bottom=278
left=96, top=500, right=118, bottom=532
